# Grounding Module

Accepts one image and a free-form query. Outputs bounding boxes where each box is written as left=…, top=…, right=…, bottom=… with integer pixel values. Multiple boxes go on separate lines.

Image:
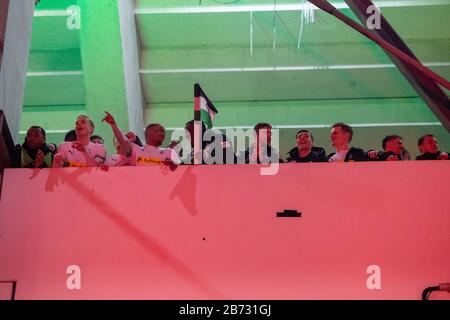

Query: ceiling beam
left=140, top=62, right=450, bottom=74
left=344, top=0, right=450, bottom=132
left=117, top=0, right=145, bottom=142
left=133, top=1, right=449, bottom=15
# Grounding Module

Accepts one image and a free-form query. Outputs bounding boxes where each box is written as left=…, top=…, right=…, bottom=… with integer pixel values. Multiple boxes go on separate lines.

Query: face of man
left=385, top=137, right=404, bottom=155
left=420, top=136, right=438, bottom=154
left=26, top=127, right=45, bottom=149
left=296, top=132, right=312, bottom=151
left=330, top=126, right=349, bottom=149
left=75, top=116, right=93, bottom=138
left=257, top=127, right=272, bottom=146
left=146, top=125, right=166, bottom=146
left=91, top=137, right=104, bottom=145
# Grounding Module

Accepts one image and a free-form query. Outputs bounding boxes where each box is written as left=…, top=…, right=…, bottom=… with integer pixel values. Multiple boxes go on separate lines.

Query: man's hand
left=72, top=141, right=86, bottom=153
left=126, top=131, right=137, bottom=142
left=367, top=150, right=379, bottom=160
left=162, top=159, right=178, bottom=171
left=438, top=152, right=448, bottom=160
left=168, top=140, right=180, bottom=149
left=103, top=111, right=132, bottom=156
left=386, top=155, right=399, bottom=161
left=53, top=153, right=65, bottom=168
left=35, top=150, right=45, bottom=168
left=102, top=111, right=116, bottom=125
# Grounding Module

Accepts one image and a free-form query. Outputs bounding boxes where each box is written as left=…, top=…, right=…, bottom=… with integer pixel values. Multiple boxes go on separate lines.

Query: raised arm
left=102, top=111, right=132, bottom=156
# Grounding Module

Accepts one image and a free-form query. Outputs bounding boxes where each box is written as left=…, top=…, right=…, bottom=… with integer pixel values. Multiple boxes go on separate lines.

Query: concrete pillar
left=77, top=0, right=144, bottom=152
left=118, top=0, right=145, bottom=141
left=0, top=0, right=35, bottom=142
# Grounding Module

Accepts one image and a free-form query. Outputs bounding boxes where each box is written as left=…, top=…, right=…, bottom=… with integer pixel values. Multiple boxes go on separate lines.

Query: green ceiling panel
left=141, top=67, right=445, bottom=103
left=23, top=75, right=86, bottom=106
left=21, top=105, right=86, bottom=131
left=145, top=97, right=441, bottom=128
left=27, top=49, right=82, bottom=72
left=35, top=0, right=78, bottom=11
left=30, top=17, right=80, bottom=51
left=136, top=3, right=450, bottom=107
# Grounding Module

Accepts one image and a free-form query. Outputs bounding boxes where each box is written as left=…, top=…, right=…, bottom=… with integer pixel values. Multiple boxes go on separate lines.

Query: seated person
left=184, top=120, right=222, bottom=164
left=286, top=129, right=327, bottom=163
left=90, top=135, right=104, bottom=145
left=327, top=122, right=368, bottom=162
left=401, top=149, right=411, bottom=161
left=203, top=131, right=237, bottom=165
left=183, top=120, right=208, bottom=164
left=368, top=135, right=406, bottom=161
left=64, top=129, right=77, bottom=142
left=105, top=132, right=143, bottom=167
left=239, top=122, right=282, bottom=164
left=53, top=115, right=106, bottom=168
left=105, top=138, right=130, bottom=167
left=13, top=126, right=56, bottom=168
left=416, top=134, right=448, bottom=160
left=125, top=131, right=143, bottom=147
left=102, top=112, right=180, bottom=169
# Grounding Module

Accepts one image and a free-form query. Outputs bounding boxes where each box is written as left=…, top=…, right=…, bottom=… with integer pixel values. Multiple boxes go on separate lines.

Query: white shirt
left=57, top=142, right=106, bottom=167
left=130, top=144, right=181, bottom=166
left=105, top=154, right=129, bottom=167
left=328, top=150, right=348, bottom=162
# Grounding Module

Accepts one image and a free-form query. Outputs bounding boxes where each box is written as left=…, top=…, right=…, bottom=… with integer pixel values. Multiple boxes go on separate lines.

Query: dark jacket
left=327, top=147, right=368, bottom=162
left=12, top=143, right=55, bottom=168
left=416, top=152, right=449, bottom=160
left=183, top=133, right=237, bottom=165
left=378, top=151, right=403, bottom=161
left=286, top=146, right=327, bottom=163
left=241, top=145, right=283, bottom=164
left=203, top=134, right=237, bottom=165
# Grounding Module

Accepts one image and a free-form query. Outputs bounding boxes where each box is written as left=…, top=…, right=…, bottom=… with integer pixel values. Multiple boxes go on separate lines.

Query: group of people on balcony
left=12, top=113, right=448, bottom=169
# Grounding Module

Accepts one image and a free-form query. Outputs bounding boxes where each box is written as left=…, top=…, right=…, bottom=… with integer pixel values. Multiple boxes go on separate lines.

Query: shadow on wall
left=26, top=166, right=223, bottom=299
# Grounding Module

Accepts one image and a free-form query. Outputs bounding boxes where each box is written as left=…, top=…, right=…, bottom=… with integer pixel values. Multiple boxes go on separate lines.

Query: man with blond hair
left=53, top=115, right=106, bottom=168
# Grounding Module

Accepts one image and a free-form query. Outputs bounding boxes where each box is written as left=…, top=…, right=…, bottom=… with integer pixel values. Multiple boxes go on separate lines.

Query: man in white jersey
left=105, top=138, right=129, bottom=167
left=53, top=115, right=106, bottom=168
left=102, top=112, right=180, bottom=169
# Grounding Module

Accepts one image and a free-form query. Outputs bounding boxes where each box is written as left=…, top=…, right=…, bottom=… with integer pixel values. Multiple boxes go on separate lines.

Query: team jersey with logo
left=57, top=142, right=106, bottom=167
left=105, top=154, right=130, bottom=167
left=130, top=144, right=181, bottom=166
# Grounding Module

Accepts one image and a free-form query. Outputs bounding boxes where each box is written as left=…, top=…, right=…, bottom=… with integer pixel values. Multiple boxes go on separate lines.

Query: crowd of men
left=12, top=113, right=448, bottom=169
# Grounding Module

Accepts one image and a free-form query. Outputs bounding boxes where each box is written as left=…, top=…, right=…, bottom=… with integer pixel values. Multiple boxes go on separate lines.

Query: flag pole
left=194, top=83, right=202, bottom=165
left=308, top=0, right=450, bottom=90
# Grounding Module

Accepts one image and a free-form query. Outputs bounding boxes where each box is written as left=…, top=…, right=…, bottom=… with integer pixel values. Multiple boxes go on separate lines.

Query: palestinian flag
left=194, top=83, right=218, bottom=129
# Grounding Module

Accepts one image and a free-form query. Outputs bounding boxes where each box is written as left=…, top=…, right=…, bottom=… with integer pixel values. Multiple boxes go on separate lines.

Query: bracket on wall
left=276, top=209, right=302, bottom=218
left=0, top=280, right=17, bottom=300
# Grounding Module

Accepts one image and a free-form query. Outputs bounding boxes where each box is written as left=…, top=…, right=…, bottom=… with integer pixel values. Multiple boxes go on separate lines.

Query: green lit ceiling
left=21, top=0, right=450, bottom=156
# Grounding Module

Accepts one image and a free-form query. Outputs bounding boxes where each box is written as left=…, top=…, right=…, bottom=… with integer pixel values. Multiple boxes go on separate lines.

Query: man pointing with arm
left=102, top=112, right=180, bottom=169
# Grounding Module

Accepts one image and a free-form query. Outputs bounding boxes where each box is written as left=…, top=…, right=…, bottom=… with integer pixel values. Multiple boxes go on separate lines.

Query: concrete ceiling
left=27, top=0, right=450, bottom=105
left=20, top=0, right=450, bottom=156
